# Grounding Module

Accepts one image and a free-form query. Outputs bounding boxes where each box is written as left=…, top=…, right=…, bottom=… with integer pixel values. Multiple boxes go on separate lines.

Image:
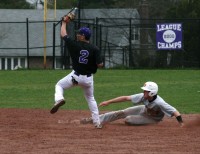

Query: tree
left=165, top=0, right=200, bottom=67
left=166, top=0, right=200, bottom=18
left=0, top=0, right=33, bottom=9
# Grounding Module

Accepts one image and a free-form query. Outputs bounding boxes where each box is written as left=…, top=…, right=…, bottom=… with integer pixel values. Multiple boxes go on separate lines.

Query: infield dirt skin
left=0, top=109, right=200, bottom=154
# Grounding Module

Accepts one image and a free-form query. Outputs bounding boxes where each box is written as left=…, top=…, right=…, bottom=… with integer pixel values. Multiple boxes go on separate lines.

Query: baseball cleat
left=50, top=100, right=65, bottom=114
left=80, top=117, right=93, bottom=124
left=95, top=124, right=103, bottom=129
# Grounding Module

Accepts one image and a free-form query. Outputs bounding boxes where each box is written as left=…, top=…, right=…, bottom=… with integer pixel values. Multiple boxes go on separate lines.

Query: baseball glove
left=62, top=7, right=78, bottom=22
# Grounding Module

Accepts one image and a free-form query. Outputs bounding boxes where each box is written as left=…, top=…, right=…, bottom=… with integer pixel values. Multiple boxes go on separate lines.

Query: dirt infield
left=0, top=109, right=200, bottom=154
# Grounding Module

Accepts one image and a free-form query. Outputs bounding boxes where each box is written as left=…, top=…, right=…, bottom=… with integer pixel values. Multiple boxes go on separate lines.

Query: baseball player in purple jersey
left=81, top=81, right=184, bottom=127
left=50, top=16, right=103, bottom=129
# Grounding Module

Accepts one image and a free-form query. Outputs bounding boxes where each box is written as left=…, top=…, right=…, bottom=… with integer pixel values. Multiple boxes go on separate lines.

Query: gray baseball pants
left=99, top=105, right=159, bottom=125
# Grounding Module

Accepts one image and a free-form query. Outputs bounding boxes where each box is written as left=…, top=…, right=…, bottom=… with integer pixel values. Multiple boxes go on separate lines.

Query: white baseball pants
left=54, top=70, right=100, bottom=125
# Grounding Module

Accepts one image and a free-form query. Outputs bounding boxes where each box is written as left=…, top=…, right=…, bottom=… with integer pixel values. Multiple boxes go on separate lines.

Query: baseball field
left=0, top=69, right=200, bottom=153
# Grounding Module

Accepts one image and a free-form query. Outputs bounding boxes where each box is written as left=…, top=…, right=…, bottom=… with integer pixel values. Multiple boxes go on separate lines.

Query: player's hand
left=180, top=122, right=185, bottom=128
left=99, top=101, right=110, bottom=107
left=62, top=16, right=70, bottom=24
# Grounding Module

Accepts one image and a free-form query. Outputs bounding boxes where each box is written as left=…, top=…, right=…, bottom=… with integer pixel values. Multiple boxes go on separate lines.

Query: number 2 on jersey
left=79, top=50, right=89, bottom=64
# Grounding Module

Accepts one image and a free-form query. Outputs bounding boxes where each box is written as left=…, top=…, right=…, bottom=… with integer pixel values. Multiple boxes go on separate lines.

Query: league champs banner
left=156, top=23, right=182, bottom=50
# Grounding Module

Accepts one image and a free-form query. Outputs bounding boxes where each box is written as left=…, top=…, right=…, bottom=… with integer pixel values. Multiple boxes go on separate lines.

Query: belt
left=74, top=71, right=91, bottom=77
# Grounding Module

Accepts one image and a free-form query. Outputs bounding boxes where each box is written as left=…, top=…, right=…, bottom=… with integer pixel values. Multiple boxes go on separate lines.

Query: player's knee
left=124, top=116, right=132, bottom=125
left=124, top=116, right=140, bottom=126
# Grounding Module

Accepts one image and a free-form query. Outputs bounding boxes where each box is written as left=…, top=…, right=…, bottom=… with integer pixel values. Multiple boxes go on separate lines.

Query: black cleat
left=50, top=100, right=65, bottom=114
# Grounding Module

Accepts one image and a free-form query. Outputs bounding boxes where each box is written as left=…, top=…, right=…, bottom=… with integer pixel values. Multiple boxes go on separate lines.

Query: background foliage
left=1, top=0, right=196, bottom=19
left=1, top=0, right=199, bottom=19
left=0, top=0, right=33, bottom=9
left=165, top=0, right=200, bottom=67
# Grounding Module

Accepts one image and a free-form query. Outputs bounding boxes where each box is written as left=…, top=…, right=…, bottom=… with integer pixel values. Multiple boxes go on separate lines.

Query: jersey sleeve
left=63, top=35, right=77, bottom=48
left=156, top=96, right=177, bottom=117
left=130, top=93, right=144, bottom=104
left=63, top=35, right=70, bottom=41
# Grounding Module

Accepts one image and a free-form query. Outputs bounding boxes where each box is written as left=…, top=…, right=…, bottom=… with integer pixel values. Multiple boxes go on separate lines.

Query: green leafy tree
left=166, top=0, right=200, bottom=18
left=0, top=0, right=33, bottom=9
left=56, top=0, right=77, bottom=9
left=165, top=0, right=200, bottom=66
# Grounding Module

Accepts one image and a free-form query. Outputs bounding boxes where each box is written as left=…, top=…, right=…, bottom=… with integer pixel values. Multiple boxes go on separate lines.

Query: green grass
left=0, top=69, right=199, bottom=113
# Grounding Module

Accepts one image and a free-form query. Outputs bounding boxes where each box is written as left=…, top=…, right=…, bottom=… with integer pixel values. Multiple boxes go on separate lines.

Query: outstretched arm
left=99, top=96, right=132, bottom=107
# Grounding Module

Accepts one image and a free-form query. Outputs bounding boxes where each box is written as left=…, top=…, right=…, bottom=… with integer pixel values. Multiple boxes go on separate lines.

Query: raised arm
left=60, top=16, right=70, bottom=38
left=99, top=95, right=132, bottom=107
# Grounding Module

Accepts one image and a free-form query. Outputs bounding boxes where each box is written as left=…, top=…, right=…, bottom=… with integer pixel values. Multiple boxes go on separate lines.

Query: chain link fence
left=72, top=18, right=200, bottom=68
left=0, top=18, right=199, bottom=70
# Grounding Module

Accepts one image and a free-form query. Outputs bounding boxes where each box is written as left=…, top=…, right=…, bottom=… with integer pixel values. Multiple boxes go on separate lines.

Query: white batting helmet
left=141, top=81, right=158, bottom=96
